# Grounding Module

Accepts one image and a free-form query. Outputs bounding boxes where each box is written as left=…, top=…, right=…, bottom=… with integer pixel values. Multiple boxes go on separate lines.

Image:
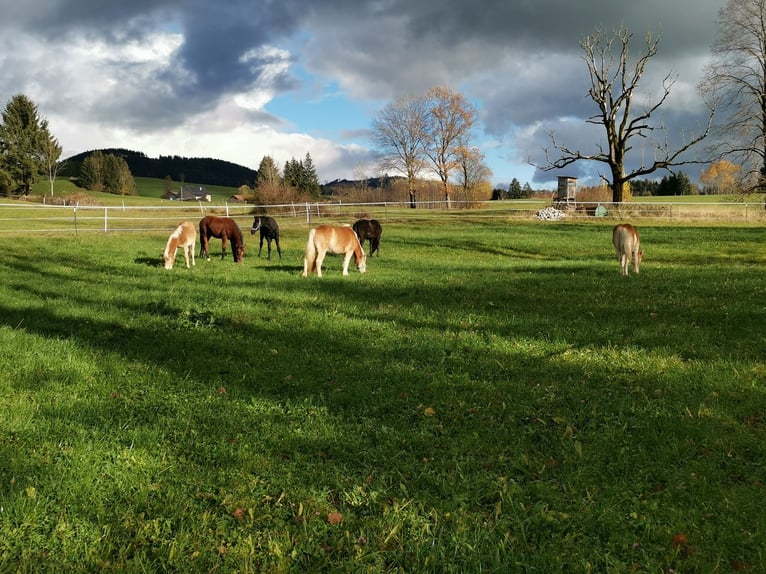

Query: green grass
left=0, top=221, right=765, bottom=572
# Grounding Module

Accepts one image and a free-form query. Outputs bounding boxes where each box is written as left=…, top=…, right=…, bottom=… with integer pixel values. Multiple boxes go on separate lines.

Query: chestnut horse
left=612, top=223, right=643, bottom=276
left=303, top=225, right=366, bottom=277
left=251, top=215, right=282, bottom=261
left=199, top=215, right=245, bottom=262
left=352, top=218, right=382, bottom=257
left=163, top=221, right=196, bottom=270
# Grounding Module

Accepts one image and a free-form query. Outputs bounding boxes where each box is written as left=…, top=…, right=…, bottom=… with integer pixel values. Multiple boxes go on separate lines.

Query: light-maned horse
left=303, top=225, right=366, bottom=277
left=199, top=215, right=245, bottom=263
left=251, top=215, right=282, bottom=260
left=163, top=221, right=196, bottom=270
left=612, top=223, right=643, bottom=276
left=352, top=218, right=382, bottom=257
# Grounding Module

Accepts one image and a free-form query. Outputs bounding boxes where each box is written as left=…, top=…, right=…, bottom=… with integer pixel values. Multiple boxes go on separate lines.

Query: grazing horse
left=251, top=215, right=282, bottom=261
left=352, top=218, right=382, bottom=257
left=163, top=221, right=196, bottom=270
left=199, top=215, right=245, bottom=263
left=303, top=225, right=366, bottom=277
left=612, top=223, right=643, bottom=276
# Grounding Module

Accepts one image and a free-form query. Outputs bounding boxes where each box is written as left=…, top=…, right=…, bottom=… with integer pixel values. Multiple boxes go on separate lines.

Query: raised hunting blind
left=554, top=176, right=578, bottom=207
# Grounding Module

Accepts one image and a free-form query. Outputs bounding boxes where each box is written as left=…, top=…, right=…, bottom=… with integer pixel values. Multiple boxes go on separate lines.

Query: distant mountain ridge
left=62, top=148, right=258, bottom=189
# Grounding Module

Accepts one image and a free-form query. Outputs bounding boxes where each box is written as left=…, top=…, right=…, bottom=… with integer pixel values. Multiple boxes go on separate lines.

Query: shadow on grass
left=1, top=226, right=765, bottom=569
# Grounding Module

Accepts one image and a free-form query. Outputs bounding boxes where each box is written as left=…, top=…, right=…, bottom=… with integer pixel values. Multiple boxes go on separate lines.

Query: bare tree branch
left=535, top=26, right=714, bottom=202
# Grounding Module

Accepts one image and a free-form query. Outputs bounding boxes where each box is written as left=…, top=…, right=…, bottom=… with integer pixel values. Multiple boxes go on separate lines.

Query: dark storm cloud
left=0, top=0, right=307, bottom=128
left=0, top=0, right=726, bottom=181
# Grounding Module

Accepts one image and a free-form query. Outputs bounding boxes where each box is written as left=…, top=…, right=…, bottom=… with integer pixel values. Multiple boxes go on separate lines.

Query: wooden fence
left=0, top=199, right=764, bottom=234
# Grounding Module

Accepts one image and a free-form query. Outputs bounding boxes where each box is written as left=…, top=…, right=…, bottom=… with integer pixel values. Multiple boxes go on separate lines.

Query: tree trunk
left=611, top=165, right=628, bottom=203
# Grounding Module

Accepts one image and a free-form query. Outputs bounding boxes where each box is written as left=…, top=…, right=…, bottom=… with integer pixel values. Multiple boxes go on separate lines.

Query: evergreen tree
left=508, top=178, right=522, bottom=199
left=256, top=155, right=281, bottom=187
left=103, top=154, right=123, bottom=194
left=283, top=158, right=302, bottom=190
left=0, top=94, right=50, bottom=195
left=79, top=151, right=104, bottom=192
left=302, top=152, right=321, bottom=196
left=521, top=182, right=533, bottom=198
left=78, top=151, right=135, bottom=194
left=657, top=172, right=695, bottom=196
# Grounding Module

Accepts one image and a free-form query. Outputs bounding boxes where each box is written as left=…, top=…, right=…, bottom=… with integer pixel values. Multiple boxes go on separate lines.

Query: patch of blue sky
left=264, top=58, right=381, bottom=143
left=267, top=86, right=376, bottom=144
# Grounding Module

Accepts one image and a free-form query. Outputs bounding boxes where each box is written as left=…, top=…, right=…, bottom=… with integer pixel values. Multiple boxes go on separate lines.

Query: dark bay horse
left=352, top=218, right=382, bottom=257
left=199, top=215, right=245, bottom=262
left=251, top=216, right=282, bottom=261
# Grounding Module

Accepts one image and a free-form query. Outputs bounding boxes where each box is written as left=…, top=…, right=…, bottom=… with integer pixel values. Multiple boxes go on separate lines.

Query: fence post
left=104, top=207, right=108, bottom=232
left=305, top=202, right=310, bottom=224
left=74, top=202, right=79, bottom=236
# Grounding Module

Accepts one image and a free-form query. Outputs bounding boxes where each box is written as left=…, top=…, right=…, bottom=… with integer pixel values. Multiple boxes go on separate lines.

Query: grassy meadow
left=0, top=218, right=765, bottom=572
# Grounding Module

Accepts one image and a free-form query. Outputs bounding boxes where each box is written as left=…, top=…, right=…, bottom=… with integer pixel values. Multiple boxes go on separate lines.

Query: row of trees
left=78, top=151, right=136, bottom=195
left=0, top=94, right=62, bottom=196
left=251, top=153, right=321, bottom=203
left=370, top=85, right=491, bottom=207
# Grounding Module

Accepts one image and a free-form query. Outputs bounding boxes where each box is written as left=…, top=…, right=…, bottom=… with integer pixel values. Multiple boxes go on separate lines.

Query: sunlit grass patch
left=0, top=221, right=764, bottom=571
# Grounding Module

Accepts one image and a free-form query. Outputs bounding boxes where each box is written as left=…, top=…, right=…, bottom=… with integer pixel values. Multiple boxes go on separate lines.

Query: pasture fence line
left=0, top=199, right=764, bottom=234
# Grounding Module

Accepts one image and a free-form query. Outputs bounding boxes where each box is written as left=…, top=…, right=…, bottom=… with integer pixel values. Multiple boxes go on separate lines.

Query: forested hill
left=62, top=148, right=258, bottom=188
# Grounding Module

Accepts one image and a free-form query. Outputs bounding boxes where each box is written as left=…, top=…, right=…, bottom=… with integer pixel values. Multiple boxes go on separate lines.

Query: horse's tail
left=304, top=228, right=318, bottom=274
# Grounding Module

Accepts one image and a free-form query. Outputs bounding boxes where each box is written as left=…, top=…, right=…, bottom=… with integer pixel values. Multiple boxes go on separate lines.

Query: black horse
left=251, top=216, right=282, bottom=260
left=352, top=218, right=382, bottom=257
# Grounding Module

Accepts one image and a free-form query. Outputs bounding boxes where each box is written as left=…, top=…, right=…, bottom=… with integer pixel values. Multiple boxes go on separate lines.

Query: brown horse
left=199, top=215, right=245, bottom=262
left=163, top=221, right=196, bottom=270
left=303, top=225, right=366, bottom=277
left=352, top=218, right=382, bottom=257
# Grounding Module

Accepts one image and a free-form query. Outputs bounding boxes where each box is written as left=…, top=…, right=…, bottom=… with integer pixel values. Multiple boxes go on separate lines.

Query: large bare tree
left=422, top=85, right=477, bottom=207
left=700, top=0, right=766, bottom=190
left=541, top=27, right=713, bottom=203
left=371, top=94, right=430, bottom=208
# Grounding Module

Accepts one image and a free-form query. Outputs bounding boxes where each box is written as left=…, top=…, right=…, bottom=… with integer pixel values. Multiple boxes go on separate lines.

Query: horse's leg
left=221, top=235, right=228, bottom=260
left=276, top=236, right=282, bottom=261
left=341, top=251, right=353, bottom=275
left=259, top=233, right=264, bottom=258
left=200, top=235, right=209, bottom=260
left=315, top=248, right=327, bottom=278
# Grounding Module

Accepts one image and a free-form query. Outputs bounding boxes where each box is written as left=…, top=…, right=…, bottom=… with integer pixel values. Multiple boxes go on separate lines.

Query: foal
left=163, top=221, right=196, bottom=270
left=251, top=216, right=282, bottom=260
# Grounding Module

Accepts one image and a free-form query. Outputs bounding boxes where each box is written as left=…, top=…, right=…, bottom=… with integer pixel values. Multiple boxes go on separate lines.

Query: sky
left=0, top=0, right=726, bottom=189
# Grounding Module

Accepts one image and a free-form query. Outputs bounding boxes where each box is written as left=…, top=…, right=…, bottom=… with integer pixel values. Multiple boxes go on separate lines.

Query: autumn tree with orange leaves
left=422, top=86, right=478, bottom=207
left=371, top=86, right=484, bottom=208
left=699, top=160, right=741, bottom=194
